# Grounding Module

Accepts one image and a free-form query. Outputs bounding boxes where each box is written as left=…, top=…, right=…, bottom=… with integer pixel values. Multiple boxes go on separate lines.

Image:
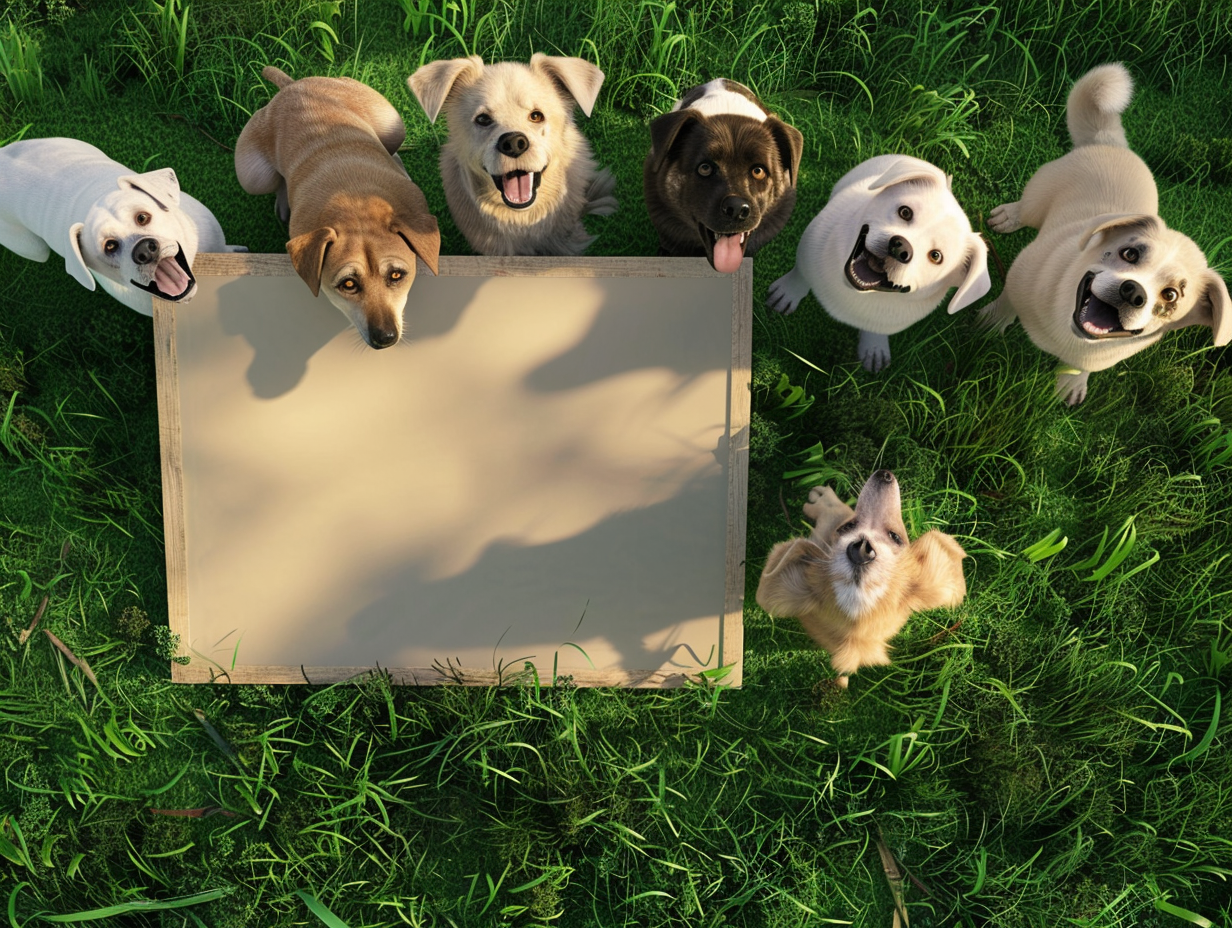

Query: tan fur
left=234, top=67, right=440, bottom=349
left=756, top=473, right=967, bottom=687
left=982, top=63, right=1230, bottom=404
left=408, top=54, right=618, bottom=256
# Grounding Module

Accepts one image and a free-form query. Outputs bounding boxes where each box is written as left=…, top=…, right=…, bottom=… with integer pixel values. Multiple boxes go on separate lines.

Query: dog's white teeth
left=740, top=232, right=747, bottom=244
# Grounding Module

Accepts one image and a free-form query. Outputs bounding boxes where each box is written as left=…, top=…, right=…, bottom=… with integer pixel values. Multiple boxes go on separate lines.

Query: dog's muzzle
left=845, top=225, right=910, bottom=293
left=847, top=538, right=876, bottom=567
left=1073, top=271, right=1144, bottom=339
left=130, top=245, right=196, bottom=302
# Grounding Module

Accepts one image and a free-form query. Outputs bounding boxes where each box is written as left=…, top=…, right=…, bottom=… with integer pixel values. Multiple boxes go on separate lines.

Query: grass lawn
left=2, top=0, right=1231, bottom=925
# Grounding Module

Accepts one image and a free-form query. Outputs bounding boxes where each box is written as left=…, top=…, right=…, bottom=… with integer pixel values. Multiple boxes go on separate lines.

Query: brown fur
left=234, top=67, right=440, bottom=349
left=756, top=474, right=967, bottom=687
left=643, top=79, right=803, bottom=272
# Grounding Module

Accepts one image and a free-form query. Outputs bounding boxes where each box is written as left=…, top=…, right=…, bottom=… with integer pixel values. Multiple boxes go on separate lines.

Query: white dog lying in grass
left=0, top=138, right=244, bottom=315
left=767, top=154, right=990, bottom=372
left=982, top=63, right=1230, bottom=404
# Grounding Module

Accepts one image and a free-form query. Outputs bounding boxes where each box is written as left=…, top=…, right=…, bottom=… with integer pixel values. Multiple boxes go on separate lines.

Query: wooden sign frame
left=154, top=254, right=750, bottom=687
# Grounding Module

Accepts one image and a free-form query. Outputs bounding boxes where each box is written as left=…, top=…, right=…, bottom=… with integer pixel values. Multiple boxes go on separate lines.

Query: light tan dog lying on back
left=757, top=470, right=967, bottom=687
left=983, top=63, right=1230, bottom=404
left=235, top=66, right=441, bottom=349
left=408, top=54, right=618, bottom=256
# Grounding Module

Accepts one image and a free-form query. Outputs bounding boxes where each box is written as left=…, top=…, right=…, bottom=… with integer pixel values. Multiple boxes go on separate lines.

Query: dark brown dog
left=643, top=79, right=803, bottom=272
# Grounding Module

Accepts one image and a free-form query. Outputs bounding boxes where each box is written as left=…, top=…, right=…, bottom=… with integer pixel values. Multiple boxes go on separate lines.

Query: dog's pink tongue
left=712, top=234, right=744, bottom=273
left=503, top=172, right=534, bottom=204
left=155, top=255, right=190, bottom=296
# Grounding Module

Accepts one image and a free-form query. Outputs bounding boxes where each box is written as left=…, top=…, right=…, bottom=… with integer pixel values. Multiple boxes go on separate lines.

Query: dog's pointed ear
left=1175, top=268, right=1232, bottom=346
left=766, top=116, right=804, bottom=187
left=1077, top=213, right=1162, bottom=251
left=286, top=227, right=337, bottom=297
left=529, top=53, right=605, bottom=117
left=392, top=214, right=441, bottom=276
left=118, top=168, right=182, bottom=211
left=647, top=109, right=702, bottom=174
left=66, top=222, right=97, bottom=292
left=947, top=233, right=992, bottom=313
left=408, top=56, right=484, bottom=124
left=905, top=531, right=968, bottom=613
left=868, top=158, right=948, bottom=191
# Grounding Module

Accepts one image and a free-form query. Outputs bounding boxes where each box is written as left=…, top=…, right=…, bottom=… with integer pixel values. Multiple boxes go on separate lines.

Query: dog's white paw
left=988, top=201, right=1023, bottom=234
left=1056, top=369, right=1090, bottom=406
left=803, top=485, right=844, bottom=524
left=766, top=267, right=809, bottom=315
left=977, top=296, right=1017, bottom=333
left=586, top=195, right=619, bottom=217
left=858, top=330, right=891, bottom=373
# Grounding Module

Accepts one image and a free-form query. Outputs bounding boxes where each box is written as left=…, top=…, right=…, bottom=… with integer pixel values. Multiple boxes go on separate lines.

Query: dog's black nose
left=887, top=236, right=913, bottom=264
left=721, top=196, right=751, bottom=222
left=873, top=469, right=894, bottom=483
left=1119, top=279, right=1147, bottom=308
left=497, top=132, right=529, bottom=157
left=847, top=538, right=876, bottom=566
left=132, top=238, right=160, bottom=265
left=368, top=325, right=399, bottom=349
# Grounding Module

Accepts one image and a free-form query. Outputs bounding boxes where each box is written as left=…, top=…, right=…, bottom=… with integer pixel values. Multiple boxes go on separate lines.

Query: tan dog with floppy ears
left=235, top=67, right=441, bottom=349
left=408, top=54, right=618, bottom=256
left=757, top=470, right=967, bottom=687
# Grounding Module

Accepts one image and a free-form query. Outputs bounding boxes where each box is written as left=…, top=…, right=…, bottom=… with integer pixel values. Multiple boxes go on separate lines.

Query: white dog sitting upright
left=0, top=138, right=243, bottom=315
left=982, top=63, right=1230, bottom=404
left=767, top=154, right=990, bottom=372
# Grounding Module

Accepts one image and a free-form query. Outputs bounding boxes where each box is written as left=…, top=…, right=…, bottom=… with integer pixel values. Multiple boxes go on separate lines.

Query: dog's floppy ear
left=408, top=56, right=484, bottom=124
left=947, top=233, right=992, bottom=313
left=118, top=168, right=182, bottom=211
left=1175, top=268, right=1232, bottom=346
left=756, top=537, right=827, bottom=618
left=1077, top=213, right=1162, bottom=252
left=904, top=531, right=967, bottom=614
left=391, top=215, right=441, bottom=276
left=869, top=158, right=949, bottom=191
left=647, top=109, right=702, bottom=174
left=66, top=222, right=97, bottom=292
left=766, top=116, right=804, bottom=187
left=286, top=227, right=337, bottom=297
left=530, top=53, right=605, bottom=117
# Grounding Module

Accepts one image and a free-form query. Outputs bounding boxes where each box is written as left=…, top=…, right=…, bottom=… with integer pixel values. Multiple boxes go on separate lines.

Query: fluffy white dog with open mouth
left=408, top=54, right=618, bottom=256
left=982, top=63, right=1230, bottom=404
left=0, top=138, right=243, bottom=315
left=766, top=154, right=990, bottom=372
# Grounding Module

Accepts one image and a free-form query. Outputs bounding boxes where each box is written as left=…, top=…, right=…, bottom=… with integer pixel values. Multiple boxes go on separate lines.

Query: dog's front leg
left=857, top=330, right=891, bottom=372
left=766, top=267, right=810, bottom=315
left=977, top=295, right=1018, bottom=333
left=988, top=200, right=1024, bottom=234
left=1055, top=368, right=1091, bottom=405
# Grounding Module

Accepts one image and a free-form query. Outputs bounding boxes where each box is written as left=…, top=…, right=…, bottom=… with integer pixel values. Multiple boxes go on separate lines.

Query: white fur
left=671, top=79, right=768, bottom=122
left=0, top=138, right=243, bottom=315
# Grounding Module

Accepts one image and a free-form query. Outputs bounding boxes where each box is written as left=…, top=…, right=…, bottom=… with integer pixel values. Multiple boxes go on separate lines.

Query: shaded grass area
left=2, top=0, right=1232, bottom=925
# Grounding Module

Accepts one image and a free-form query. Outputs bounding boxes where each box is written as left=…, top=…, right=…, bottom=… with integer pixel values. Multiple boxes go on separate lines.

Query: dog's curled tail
left=1067, top=63, right=1133, bottom=148
left=262, top=66, right=294, bottom=89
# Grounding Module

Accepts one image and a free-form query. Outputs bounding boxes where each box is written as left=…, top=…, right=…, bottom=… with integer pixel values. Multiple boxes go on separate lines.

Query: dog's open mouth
left=130, top=246, right=195, bottom=301
left=845, top=225, right=910, bottom=293
left=1073, top=271, right=1142, bottom=339
left=491, top=168, right=544, bottom=210
left=699, top=224, right=750, bottom=274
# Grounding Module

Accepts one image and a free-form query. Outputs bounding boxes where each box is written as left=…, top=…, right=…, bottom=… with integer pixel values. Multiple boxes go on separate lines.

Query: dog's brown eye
left=1119, top=246, right=1139, bottom=263
left=474, top=113, right=492, bottom=127
left=838, top=520, right=856, bottom=534
left=135, top=212, right=151, bottom=226
left=104, top=240, right=119, bottom=254
left=340, top=278, right=358, bottom=292
left=390, top=270, right=403, bottom=281
left=529, top=110, right=544, bottom=123
left=928, top=249, right=943, bottom=264
left=750, top=164, right=767, bottom=180
left=898, top=206, right=913, bottom=221
left=1162, top=287, right=1178, bottom=303
left=888, top=531, right=903, bottom=545
left=697, top=162, right=714, bottom=177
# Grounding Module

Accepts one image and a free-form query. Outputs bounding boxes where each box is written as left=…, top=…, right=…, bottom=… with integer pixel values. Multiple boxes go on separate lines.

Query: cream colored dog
left=983, top=63, right=1231, bottom=404
left=756, top=470, right=967, bottom=687
left=0, top=138, right=243, bottom=315
left=408, top=54, right=618, bottom=256
left=767, top=154, right=990, bottom=372
left=235, top=67, right=441, bottom=349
